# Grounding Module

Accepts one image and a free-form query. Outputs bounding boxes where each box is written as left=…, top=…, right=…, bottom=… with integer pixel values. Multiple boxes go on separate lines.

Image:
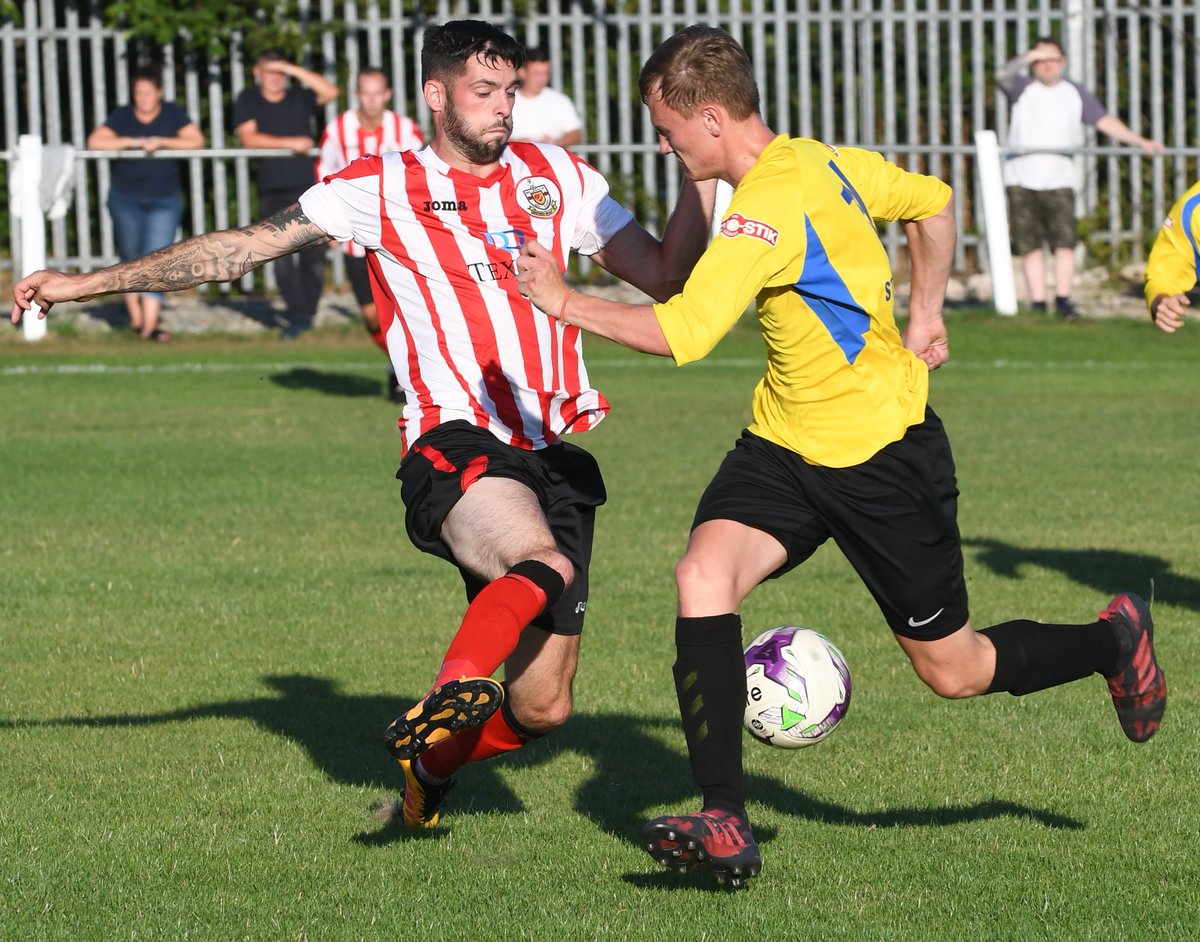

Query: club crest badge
left=516, top=176, right=561, bottom=218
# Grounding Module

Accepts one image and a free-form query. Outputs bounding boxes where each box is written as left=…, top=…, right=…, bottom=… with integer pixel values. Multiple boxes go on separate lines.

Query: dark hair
left=131, top=66, right=163, bottom=90
left=421, top=19, right=525, bottom=85
left=356, top=67, right=391, bottom=90
left=1034, top=36, right=1064, bottom=55
left=639, top=24, right=759, bottom=120
left=525, top=46, right=550, bottom=64
left=256, top=49, right=288, bottom=65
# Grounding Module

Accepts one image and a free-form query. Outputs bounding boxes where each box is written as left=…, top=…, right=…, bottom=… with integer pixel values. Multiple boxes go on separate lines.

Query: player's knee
left=524, top=550, right=574, bottom=589
left=508, top=689, right=573, bottom=735
left=674, top=553, right=726, bottom=600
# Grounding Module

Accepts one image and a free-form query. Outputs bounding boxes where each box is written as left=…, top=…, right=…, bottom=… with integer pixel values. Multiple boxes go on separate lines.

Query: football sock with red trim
left=981, top=618, right=1120, bottom=695
left=673, top=613, right=748, bottom=819
left=435, top=560, right=565, bottom=686
left=418, top=691, right=536, bottom=780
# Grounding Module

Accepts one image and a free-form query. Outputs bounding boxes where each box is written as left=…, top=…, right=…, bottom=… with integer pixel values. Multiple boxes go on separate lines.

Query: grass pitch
left=2, top=312, right=1198, bottom=940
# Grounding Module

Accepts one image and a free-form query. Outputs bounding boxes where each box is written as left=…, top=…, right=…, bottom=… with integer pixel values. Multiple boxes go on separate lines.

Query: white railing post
left=18, top=134, right=48, bottom=341
left=973, top=130, right=1018, bottom=316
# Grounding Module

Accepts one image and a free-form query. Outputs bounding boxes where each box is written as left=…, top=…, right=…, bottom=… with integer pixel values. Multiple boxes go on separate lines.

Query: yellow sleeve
left=831, top=146, right=951, bottom=224
left=1144, top=196, right=1200, bottom=311
left=654, top=178, right=801, bottom=366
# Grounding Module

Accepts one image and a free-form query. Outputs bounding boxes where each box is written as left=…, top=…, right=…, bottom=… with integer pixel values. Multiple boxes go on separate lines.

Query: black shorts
left=396, top=421, right=607, bottom=635
left=693, top=408, right=969, bottom=640
left=344, top=255, right=374, bottom=307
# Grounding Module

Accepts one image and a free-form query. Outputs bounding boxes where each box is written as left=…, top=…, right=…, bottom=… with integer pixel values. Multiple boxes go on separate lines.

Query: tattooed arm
left=11, top=203, right=331, bottom=323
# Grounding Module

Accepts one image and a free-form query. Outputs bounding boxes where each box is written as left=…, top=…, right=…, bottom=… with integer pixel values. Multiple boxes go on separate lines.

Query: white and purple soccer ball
left=743, top=626, right=851, bottom=748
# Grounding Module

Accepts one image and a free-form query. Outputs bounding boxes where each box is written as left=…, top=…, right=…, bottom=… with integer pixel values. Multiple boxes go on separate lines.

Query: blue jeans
left=107, top=189, right=183, bottom=302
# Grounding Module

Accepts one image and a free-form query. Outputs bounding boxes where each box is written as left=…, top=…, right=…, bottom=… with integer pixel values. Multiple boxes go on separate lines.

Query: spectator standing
left=87, top=67, right=203, bottom=340
left=994, top=37, right=1163, bottom=320
left=316, top=68, right=425, bottom=399
left=510, top=46, right=582, bottom=147
left=234, top=50, right=339, bottom=339
left=1144, top=179, right=1200, bottom=333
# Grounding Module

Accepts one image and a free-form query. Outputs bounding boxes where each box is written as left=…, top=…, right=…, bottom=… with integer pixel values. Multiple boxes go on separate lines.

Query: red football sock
left=434, top=572, right=549, bottom=686
left=368, top=326, right=388, bottom=353
left=418, top=707, right=529, bottom=780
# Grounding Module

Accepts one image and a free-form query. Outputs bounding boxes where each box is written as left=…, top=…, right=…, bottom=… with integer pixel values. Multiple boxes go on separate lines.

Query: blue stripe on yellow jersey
left=798, top=215, right=871, bottom=364
left=1145, top=179, right=1200, bottom=313
left=653, top=135, right=951, bottom=468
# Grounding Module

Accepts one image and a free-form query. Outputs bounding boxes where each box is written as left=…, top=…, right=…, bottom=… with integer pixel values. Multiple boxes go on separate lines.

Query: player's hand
left=1150, top=293, right=1189, bottom=333
left=516, top=240, right=568, bottom=315
left=903, top=315, right=950, bottom=371
left=10, top=270, right=91, bottom=323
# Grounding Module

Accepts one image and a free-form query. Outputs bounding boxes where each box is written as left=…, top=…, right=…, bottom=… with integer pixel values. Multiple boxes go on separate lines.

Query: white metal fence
left=3, top=0, right=1199, bottom=288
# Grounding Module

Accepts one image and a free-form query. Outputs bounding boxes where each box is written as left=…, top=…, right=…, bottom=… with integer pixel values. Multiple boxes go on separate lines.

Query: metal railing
left=3, top=0, right=1199, bottom=287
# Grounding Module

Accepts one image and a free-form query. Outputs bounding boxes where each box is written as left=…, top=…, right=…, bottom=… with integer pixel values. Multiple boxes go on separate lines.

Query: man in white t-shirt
left=995, top=36, right=1163, bottom=319
left=12, top=20, right=712, bottom=835
left=510, top=46, right=583, bottom=147
left=317, top=68, right=424, bottom=400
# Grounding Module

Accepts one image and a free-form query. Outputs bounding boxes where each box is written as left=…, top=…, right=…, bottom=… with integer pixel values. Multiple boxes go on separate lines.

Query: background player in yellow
left=1144, top=179, right=1200, bottom=333
left=518, top=24, right=1166, bottom=888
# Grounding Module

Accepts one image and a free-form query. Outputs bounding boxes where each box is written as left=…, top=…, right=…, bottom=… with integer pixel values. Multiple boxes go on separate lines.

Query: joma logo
left=424, top=199, right=467, bottom=212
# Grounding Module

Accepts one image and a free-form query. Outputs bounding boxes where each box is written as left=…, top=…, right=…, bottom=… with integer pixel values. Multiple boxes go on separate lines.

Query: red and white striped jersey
left=299, top=142, right=634, bottom=453
left=316, top=109, right=426, bottom=257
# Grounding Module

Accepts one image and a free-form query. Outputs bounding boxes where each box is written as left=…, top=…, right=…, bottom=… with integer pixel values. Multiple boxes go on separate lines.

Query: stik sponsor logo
left=719, top=212, right=779, bottom=246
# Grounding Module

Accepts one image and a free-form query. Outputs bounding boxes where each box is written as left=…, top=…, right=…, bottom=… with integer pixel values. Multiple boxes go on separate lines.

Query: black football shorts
left=692, top=408, right=969, bottom=640
left=397, top=421, right=606, bottom=635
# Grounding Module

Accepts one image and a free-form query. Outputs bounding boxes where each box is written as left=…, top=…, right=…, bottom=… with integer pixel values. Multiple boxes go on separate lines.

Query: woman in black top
left=87, top=67, right=203, bottom=340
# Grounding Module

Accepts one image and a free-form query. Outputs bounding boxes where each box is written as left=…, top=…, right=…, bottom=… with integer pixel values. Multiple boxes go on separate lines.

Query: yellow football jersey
left=654, top=135, right=951, bottom=468
left=1145, top=179, right=1200, bottom=311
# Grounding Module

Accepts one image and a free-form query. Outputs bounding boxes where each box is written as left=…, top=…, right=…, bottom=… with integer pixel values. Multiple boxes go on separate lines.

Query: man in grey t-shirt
left=995, top=36, right=1162, bottom=319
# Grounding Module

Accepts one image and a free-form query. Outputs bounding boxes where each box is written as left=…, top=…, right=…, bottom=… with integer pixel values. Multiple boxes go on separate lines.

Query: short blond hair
left=638, top=25, right=759, bottom=120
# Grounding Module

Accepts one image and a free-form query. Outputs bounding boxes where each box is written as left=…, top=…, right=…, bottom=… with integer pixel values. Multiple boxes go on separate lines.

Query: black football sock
left=981, top=618, right=1120, bottom=696
left=673, top=614, right=748, bottom=820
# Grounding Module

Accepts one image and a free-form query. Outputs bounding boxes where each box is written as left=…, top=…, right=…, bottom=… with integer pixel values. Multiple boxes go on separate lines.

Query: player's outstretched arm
left=11, top=204, right=330, bottom=323
left=901, top=194, right=956, bottom=371
left=517, top=240, right=671, bottom=356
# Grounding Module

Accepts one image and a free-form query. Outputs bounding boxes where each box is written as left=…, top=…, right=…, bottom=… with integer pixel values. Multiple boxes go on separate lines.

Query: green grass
left=2, top=312, right=1198, bottom=940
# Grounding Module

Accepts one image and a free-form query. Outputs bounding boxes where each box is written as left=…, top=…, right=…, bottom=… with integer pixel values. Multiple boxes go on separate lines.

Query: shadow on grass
left=965, top=537, right=1200, bottom=612
left=269, top=367, right=385, bottom=398
left=1, top=672, right=1083, bottom=854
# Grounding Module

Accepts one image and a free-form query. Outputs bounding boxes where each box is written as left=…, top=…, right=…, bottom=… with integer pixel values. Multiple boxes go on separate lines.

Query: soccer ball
left=743, top=626, right=851, bottom=748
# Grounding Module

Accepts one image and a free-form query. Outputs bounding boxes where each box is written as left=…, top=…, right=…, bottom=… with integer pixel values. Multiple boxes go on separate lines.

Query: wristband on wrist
left=558, top=288, right=575, bottom=326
